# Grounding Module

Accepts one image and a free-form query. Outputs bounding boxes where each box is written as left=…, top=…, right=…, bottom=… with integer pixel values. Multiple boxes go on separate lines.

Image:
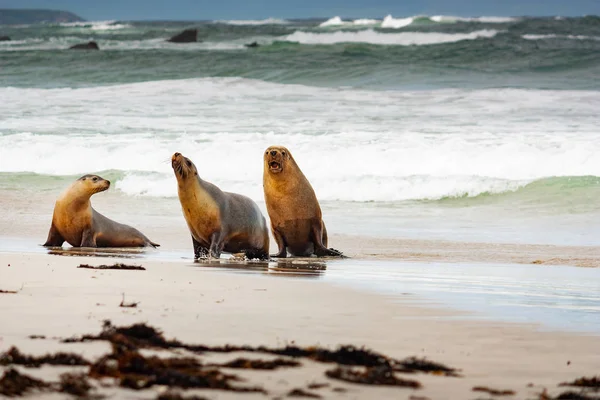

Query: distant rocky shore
left=0, top=9, right=85, bottom=25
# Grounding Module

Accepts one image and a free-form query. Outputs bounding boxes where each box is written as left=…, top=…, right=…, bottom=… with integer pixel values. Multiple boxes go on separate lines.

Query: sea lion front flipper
left=208, top=231, right=225, bottom=259
left=270, top=227, right=287, bottom=258
left=43, top=223, right=65, bottom=247
left=80, top=228, right=97, bottom=248
left=192, top=236, right=209, bottom=259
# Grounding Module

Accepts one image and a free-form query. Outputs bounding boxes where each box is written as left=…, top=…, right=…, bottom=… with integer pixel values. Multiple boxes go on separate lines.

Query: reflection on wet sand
left=192, top=257, right=328, bottom=277
left=44, top=245, right=330, bottom=277
left=45, top=246, right=148, bottom=259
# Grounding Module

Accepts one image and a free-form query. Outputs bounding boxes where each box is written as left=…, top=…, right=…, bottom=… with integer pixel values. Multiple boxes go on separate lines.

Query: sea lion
left=171, top=152, right=269, bottom=260
left=69, top=41, right=99, bottom=50
left=43, top=174, right=158, bottom=248
left=263, top=146, right=344, bottom=258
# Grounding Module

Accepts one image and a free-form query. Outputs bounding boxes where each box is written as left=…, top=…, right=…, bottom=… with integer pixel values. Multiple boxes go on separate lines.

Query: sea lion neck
left=56, top=182, right=94, bottom=209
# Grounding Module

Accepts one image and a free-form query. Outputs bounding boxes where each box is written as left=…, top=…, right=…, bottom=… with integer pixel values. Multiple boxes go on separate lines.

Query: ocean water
left=1, top=15, right=599, bottom=246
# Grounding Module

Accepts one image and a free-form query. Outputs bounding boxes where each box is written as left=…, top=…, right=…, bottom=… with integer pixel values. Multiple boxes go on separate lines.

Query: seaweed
left=560, top=377, right=600, bottom=389
left=0, top=289, right=18, bottom=294
left=89, top=344, right=265, bottom=393
left=0, top=346, right=90, bottom=368
left=216, top=357, right=301, bottom=370
left=398, top=357, right=461, bottom=376
left=58, top=372, right=99, bottom=398
left=325, top=365, right=422, bottom=388
left=472, top=386, right=516, bottom=396
left=555, top=392, right=600, bottom=400
left=538, top=389, right=600, bottom=400
left=306, top=383, right=329, bottom=390
left=119, top=293, right=139, bottom=308
left=287, top=388, right=322, bottom=398
left=0, top=368, right=50, bottom=397
left=156, top=392, right=209, bottom=400
left=78, top=263, right=145, bottom=270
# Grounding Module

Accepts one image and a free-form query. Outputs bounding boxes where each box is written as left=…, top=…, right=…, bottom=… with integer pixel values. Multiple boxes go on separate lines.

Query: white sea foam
left=352, top=18, right=380, bottom=25
left=319, top=16, right=380, bottom=27
left=430, top=15, right=517, bottom=23
left=522, top=34, right=600, bottom=41
left=215, top=18, right=289, bottom=25
left=0, top=79, right=598, bottom=202
left=283, top=29, right=498, bottom=45
left=319, top=15, right=516, bottom=29
left=0, top=37, right=249, bottom=51
left=59, top=20, right=131, bottom=30
left=469, top=16, right=517, bottom=23
left=319, top=16, right=345, bottom=27
left=381, top=15, right=415, bottom=29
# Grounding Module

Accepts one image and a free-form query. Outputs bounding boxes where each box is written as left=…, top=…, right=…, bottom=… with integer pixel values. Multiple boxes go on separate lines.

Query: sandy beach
left=1, top=246, right=599, bottom=399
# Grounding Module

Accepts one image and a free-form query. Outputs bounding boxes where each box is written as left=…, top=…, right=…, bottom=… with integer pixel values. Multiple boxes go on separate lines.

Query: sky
left=0, top=0, right=599, bottom=20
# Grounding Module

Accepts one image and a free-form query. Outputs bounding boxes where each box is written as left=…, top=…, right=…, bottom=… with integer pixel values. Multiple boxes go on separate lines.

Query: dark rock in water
left=167, top=29, right=198, bottom=43
left=0, top=36, right=10, bottom=41
left=244, top=41, right=260, bottom=48
left=69, top=41, right=99, bottom=50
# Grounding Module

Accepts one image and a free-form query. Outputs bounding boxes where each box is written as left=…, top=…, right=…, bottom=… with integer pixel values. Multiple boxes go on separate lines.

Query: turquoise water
left=1, top=16, right=600, bottom=89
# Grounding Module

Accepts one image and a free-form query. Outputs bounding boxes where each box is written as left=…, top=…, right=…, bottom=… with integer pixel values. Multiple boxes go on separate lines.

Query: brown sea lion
left=171, top=152, right=269, bottom=260
left=43, top=175, right=159, bottom=248
left=263, top=146, right=344, bottom=258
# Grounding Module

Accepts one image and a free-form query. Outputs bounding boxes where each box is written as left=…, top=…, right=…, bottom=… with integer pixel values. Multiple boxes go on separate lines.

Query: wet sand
left=1, top=189, right=600, bottom=398
left=1, top=251, right=600, bottom=399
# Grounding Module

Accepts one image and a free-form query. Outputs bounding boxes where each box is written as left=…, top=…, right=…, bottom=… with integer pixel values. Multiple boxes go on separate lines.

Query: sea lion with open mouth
left=263, top=145, right=344, bottom=258
left=172, top=152, right=269, bottom=260
left=43, top=174, right=159, bottom=248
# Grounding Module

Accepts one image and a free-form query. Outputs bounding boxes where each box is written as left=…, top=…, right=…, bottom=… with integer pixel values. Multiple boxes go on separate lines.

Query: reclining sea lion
left=43, top=175, right=158, bottom=248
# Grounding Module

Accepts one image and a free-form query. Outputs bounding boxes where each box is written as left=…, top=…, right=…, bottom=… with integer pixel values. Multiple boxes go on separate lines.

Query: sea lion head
left=264, top=146, right=293, bottom=175
left=171, top=152, right=198, bottom=180
left=77, top=174, right=110, bottom=195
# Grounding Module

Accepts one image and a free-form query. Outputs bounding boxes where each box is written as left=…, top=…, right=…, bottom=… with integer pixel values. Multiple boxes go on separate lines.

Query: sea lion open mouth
left=269, top=161, right=282, bottom=172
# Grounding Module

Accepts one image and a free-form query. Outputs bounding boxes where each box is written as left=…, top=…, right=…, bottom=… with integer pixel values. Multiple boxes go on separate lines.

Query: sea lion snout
left=171, top=152, right=195, bottom=178
left=265, top=147, right=286, bottom=174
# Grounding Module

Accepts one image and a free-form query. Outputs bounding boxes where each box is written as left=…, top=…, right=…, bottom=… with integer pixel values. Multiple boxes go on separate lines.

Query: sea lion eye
left=282, top=152, right=286, bottom=156
left=186, top=160, right=192, bottom=167
left=92, top=177, right=98, bottom=182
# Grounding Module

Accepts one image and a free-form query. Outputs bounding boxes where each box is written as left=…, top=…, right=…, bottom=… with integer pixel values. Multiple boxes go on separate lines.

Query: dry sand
left=1, top=251, right=599, bottom=399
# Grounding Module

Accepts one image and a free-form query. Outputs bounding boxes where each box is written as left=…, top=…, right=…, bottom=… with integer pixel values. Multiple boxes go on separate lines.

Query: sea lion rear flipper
left=270, top=227, right=287, bottom=258
left=312, top=220, right=345, bottom=258
left=43, top=223, right=65, bottom=247
left=322, top=222, right=329, bottom=248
